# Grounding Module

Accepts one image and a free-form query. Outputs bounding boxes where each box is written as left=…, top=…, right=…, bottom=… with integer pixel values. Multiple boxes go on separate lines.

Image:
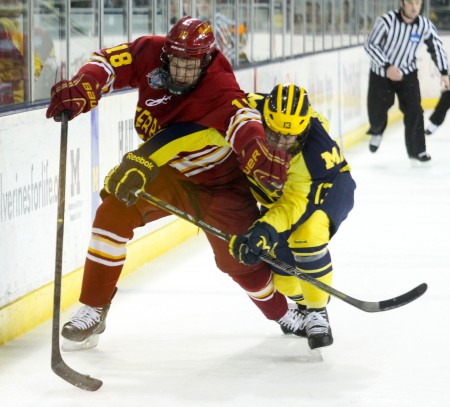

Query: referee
left=364, top=0, right=449, bottom=162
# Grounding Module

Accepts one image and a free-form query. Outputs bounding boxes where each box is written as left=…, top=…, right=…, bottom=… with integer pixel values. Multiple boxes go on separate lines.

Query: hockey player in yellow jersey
left=229, top=84, right=357, bottom=349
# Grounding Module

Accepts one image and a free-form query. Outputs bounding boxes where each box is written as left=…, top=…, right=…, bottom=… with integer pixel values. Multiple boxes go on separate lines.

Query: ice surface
left=1, top=117, right=449, bottom=406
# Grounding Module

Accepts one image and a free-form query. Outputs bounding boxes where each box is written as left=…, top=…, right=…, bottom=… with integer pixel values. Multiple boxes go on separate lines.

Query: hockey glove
left=229, top=222, right=279, bottom=265
left=239, top=139, right=291, bottom=192
left=229, top=234, right=260, bottom=265
left=46, top=73, right=101, bottom=121
left=104, top=150, right=159, bottom=206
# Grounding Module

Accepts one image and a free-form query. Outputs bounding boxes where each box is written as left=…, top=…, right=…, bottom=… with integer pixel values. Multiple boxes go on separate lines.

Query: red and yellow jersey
left=77, top=36, right=266, bottom=184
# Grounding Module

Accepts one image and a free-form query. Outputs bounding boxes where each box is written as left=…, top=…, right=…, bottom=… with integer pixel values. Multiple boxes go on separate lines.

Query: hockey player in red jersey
left=46, top=17, right=300, bottom=349
left=229, top=84, right=357, bottom=349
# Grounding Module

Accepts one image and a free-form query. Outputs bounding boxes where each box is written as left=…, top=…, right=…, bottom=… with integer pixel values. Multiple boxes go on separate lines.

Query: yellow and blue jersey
left=248, top=93, right=355, bottom=236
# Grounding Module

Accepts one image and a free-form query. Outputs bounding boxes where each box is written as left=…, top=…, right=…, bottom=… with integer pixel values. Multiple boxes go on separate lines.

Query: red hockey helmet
left=163, top=16, right=217, bottom=60
left=162, top=16, right=217, bottom=94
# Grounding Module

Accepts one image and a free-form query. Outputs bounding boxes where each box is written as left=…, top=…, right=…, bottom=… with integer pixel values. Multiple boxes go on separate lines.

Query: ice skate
left=277, top=303, right=307, bottom=337
left=61, top=303, right=111, bottom=352
left=303, top=307, right=333, bottom=350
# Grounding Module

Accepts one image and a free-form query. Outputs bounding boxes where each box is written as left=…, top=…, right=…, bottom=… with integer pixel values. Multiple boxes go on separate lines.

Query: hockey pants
left=79, top=165, right=288, bottom=320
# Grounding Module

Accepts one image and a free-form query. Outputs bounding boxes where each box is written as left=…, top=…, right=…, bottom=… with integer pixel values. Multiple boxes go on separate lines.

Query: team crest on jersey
left=146, top=68, right=168, bottom=89
left=410, top=33, right=420, bottom=43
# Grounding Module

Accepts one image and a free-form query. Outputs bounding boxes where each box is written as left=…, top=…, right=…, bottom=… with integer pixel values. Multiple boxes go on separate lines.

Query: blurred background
left=1, top=0, right=449, bottom=110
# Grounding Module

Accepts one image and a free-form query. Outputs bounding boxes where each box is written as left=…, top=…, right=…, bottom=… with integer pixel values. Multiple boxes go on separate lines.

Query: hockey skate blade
left=61, top=335, right=100, bottom=352
left=287, top=337, right=323, bottom=362
left=302, top=347, right=323, bottom=363
left=270, top=336, right=323, bottom=362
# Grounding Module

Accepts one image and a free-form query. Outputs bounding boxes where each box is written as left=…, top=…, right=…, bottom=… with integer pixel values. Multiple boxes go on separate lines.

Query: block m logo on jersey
left=321, top=147, right=344, bottom=169
left=70, top=148, right=81, bottom=197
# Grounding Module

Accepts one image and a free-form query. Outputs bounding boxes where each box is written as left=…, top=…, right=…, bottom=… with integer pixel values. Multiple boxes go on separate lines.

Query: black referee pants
left=429, top=89, right=450, bottom=126
left=367, top=70, right=425, bottom=157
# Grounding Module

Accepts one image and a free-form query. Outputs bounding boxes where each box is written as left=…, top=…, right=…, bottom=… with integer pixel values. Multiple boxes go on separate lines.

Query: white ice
left=1, top=116, right=450, bottom=407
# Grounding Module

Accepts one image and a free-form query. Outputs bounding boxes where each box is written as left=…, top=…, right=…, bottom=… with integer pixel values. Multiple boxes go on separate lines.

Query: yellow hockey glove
left=105, top=150, right=159, bottom=206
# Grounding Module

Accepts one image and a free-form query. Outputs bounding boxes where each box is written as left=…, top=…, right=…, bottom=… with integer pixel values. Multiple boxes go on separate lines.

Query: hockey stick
left=51, top=111, right=103, bottom=391
left=132, top=188, right=427, bottom=313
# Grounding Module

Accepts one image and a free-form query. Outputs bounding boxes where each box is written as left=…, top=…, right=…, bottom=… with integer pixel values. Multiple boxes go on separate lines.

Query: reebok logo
left=126, top=153, right=154, bottom=170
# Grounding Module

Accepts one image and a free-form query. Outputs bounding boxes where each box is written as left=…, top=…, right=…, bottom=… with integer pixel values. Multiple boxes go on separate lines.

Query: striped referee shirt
left=364, top=10, right=448, bottom=77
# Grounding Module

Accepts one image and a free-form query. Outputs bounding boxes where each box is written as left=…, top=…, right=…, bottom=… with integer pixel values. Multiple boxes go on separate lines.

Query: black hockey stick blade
left=375, top=282, right=428, bottom=312
left=52, top=358, right=103, bottom=391
left=132, top=189, right=428, bottom=313
left=51, top=111, right=102, bottom=391
left=258, top=254, right=428, bottom=312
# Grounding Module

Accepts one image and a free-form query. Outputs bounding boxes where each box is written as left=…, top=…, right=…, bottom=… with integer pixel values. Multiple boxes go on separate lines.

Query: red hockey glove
left=239, top=139, right=290, bottom=192
left=104, top=149, right=159, bottom=206
left=46, top=73, right=101, bottom=121
left=229, top=222, right=279, bottom=265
